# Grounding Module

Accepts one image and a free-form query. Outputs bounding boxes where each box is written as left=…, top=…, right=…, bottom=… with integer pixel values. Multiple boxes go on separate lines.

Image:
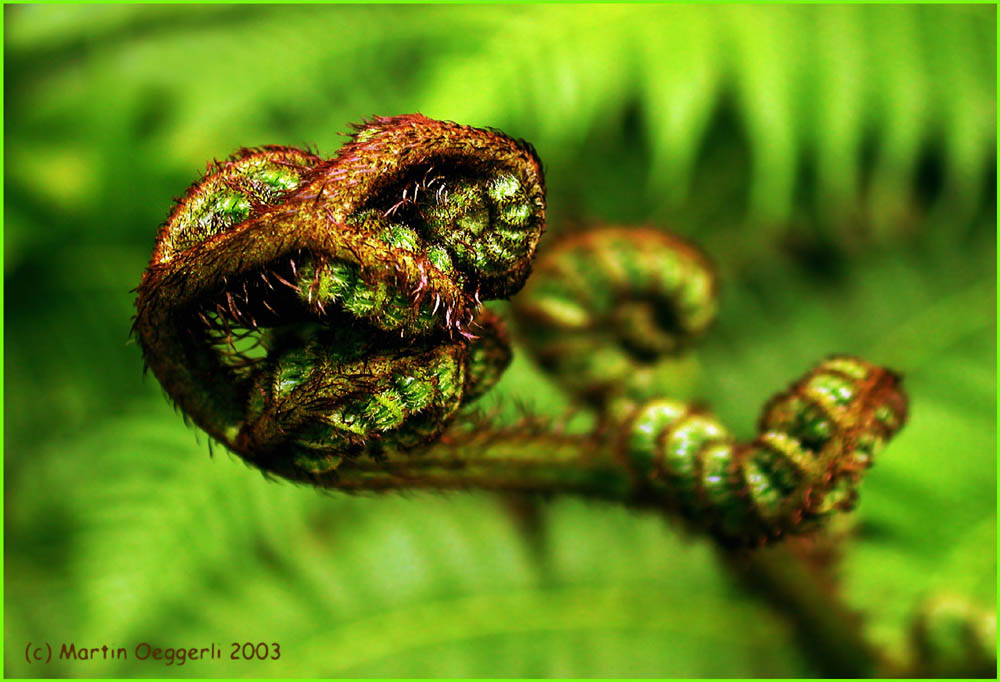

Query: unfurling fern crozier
left=622, top=356, right=907, bottom=545
left=135, top=115, right=908, bottom=549
left=512, top=227, right=718, bottom=408
left=134, top=114, right=544, bottom=481
left=512, top=225, right=908, bottom=545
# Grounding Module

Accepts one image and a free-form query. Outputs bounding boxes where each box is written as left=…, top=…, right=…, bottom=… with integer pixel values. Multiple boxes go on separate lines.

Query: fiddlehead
left=513, top=226, right=908, bottom=545
left=134, top=114, right=543, bottom=481
left=136, top=119, right=908, bottom=548
left=906, top=594, right=997, bottom=677
left=621, top=355, right=907, bottom=545
left=512, top=227, right=717, bottom=408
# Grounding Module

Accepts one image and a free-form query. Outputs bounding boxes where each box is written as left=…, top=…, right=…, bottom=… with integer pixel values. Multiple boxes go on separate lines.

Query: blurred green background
left=4, top=4, right=995, bottom=677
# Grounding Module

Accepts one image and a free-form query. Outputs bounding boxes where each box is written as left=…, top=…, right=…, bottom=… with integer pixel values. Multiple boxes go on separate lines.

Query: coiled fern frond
left=134, top=114, right=544, bottom=480
left=136, top=117, right=909, bottom=548
left=513, top=228, right=908, bottom=545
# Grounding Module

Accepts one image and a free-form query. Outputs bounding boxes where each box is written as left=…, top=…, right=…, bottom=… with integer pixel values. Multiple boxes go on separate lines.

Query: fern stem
left=326, top=424, right=894, bottom=677
left=727, top=544, right=885, bottom=677
left=322, top=429, right=632, bottom=500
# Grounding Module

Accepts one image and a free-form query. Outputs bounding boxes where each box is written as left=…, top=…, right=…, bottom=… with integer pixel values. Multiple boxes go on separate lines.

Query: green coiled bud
left=620, top=356, right=908, bottom=545
left=134, top=115, right=542, bottom=482
left=512, top=227, right=717, bottom=405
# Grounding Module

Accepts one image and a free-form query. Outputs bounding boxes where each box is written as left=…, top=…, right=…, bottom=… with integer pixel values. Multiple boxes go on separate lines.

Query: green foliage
left=5, top=4, right=995, bottom=677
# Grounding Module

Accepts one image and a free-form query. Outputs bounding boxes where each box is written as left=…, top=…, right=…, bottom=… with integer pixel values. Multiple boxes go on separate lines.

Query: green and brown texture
left=135, top=115, right=908, bottom=551
left=513, top=232, right=908, bottom=546
left=6, top=5, right=995, bottom=678
left=513, top=228, right=719, bottom=407
left=134, top=114, right=543, bottom=481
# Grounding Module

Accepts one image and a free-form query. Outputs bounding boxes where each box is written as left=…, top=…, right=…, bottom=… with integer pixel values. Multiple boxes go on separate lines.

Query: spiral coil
left=622, top=355, right=907, bottom=544
left=512, top=227, right=717, bottom=406
left=136, top=116, right=908, bottom=545
left=134, top=115, right=544, bottom=479
left=513, top=226, right=908, bottom=544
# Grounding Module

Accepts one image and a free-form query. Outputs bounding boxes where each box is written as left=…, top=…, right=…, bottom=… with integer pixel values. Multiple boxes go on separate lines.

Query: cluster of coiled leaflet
left=135, top=114, right=543, bottom=479
left=135, top=114, right=907, bottom=546
left=513, top=230, right=907, bottom=544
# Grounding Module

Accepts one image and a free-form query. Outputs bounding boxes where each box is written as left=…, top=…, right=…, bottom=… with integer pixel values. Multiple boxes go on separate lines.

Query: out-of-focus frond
left=414, top=5, right=994, bottom=238
left=5, top=5, right=994, bottom=267
left=7, top=404, right=809, bottom=678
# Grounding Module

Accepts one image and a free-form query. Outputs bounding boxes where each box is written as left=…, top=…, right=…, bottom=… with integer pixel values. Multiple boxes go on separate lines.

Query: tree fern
left=4, top=4, right=994, bottom=677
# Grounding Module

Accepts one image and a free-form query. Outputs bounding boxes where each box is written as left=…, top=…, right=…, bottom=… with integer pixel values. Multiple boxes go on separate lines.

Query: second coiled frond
left=513, top=226, right=908, bottom=544
left=512, top=227, right=717, bottom=406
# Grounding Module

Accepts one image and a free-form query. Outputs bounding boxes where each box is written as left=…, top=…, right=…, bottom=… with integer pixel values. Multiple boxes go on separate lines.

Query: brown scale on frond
left=134, top=115, right=545, bottom=480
